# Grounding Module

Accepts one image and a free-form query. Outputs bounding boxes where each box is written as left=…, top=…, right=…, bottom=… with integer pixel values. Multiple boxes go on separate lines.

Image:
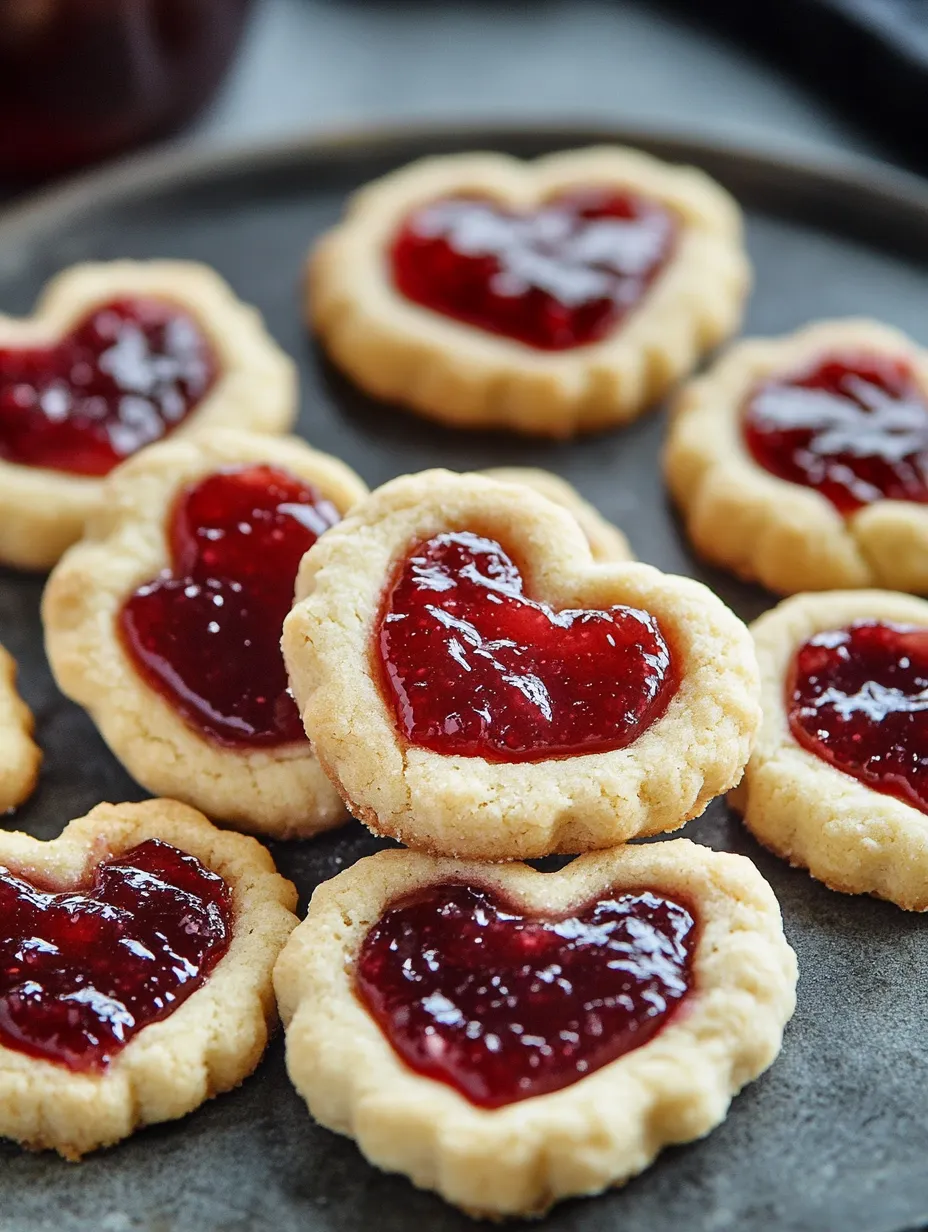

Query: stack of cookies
left=0, top=139, right=925, bottom=1221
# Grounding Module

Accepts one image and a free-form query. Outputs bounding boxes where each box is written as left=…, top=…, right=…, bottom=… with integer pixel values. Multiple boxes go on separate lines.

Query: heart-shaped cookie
left=665, top=318, right=928, bottom=595
left=732, top=590, right=928, bottom=910
left=0, top=798, right=296, bottom=1158
left=274, top=840, right=797, bottom=1217
left=0, top=261, right=296, bottom=570
left=0, top=644, right=40, bottom=812
left=43, top=429, right=368, bottom=838
left=309, top=147, right=749, bottom=437
left=283, top=470, right=761, bottom=860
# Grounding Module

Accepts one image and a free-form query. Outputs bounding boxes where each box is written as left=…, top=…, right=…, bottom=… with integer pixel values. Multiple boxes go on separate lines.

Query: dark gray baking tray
left=0, top=125, right=927, bottom=1232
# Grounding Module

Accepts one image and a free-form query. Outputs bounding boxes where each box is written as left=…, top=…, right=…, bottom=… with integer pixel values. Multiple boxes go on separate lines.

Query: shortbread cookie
left=43, top=429, right=368, bottom=839
left=665, top=319, right=928, bottom=595
left=283, top=470, right=760, bottom=860
left=275, top=840, right=796, bottom=1218
left=731, top=590, right=928, bottom=910
left=479, top=467, right=632, bottom=561
left=309, top=147, right=749, bottom=437
left=0, top=261, right=297, bottom=570
left=0, top=798, right=296, bottom=1158
left=0, top=645, right=41, bottom=812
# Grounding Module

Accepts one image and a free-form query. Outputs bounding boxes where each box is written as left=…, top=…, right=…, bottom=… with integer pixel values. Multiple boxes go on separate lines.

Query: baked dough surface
left=0, top=645, right=41, bottom=813
left=479, top=467, right=632, bottom=562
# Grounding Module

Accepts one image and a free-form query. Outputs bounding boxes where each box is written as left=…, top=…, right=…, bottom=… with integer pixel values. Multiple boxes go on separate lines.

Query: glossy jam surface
left=0, top=298, right=217, bottom=477
left=743, top=352, right=928, bottom=514
left=788, top=621, right=928, bottom=813
left=120, top=465, right=340, bottom=748
left=0, top=839, right=231, bottom=1072
left=378, top=531, right=677, bottom=762
left=356, top=882, right=696, bottom=1108
left=390, top=191, right=676, bottom=350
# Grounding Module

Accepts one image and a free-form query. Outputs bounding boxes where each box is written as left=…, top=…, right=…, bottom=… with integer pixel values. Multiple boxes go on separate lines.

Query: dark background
left=5, top=0, right=920, bottom=199
left=188, top=1, right=884, bottom=168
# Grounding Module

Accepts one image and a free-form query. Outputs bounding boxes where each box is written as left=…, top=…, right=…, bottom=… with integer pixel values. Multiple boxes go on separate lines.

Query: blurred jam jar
left=0, top=0, right=252, bottom=177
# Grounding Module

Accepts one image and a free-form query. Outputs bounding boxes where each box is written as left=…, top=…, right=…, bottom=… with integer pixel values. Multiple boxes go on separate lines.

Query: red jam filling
left=788, top=620, right=928, bottom=813
left=742, top=352, right=928, bottom=515
left=0, top=839, right=231, bottom=1072
left=377, top=531, right=676, bottom=762
left=390, top=190, right=677, bottom=351
left=0, top=297, right=217, bottom=477
left=119, top=465, right=340, bottom=749
left=356, top=882, right=695, bottom=1108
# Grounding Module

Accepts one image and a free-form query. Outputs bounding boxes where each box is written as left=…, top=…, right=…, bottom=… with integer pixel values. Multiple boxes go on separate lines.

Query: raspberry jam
left=788, top=621, right=928, bottom=813
left=743, top=352, right=928, bottom=515
left=356, top=882, right=696, bottom=1108
left=390, top=191, right=676, bottom=351
left=378, top=531, right=676, bottom=762
left=0, top=297, right=217, bottom=478
left=120, top=465, right=340, bottom=748
left=0, top=839, right=231, bottom=1072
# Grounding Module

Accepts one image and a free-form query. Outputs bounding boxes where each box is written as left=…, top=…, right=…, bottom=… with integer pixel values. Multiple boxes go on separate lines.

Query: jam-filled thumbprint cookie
left=478, top=467, right=632, bottom=561
left=43, top=429, right=368, bottom=838
left=0, top=261, right=297, bottom=571
left=732, top=590, right=928, bottom=910
left=274, top=841, right=797, bottom=1217
left=0, top=799, right=296, bottom=1157
left=665, top=319, right=928, bottom=595
left=0, top=645, right=41, bottom=812
left=308, top=147, right=750, bottom=438
left=282, top=471, right=761, bottom=860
